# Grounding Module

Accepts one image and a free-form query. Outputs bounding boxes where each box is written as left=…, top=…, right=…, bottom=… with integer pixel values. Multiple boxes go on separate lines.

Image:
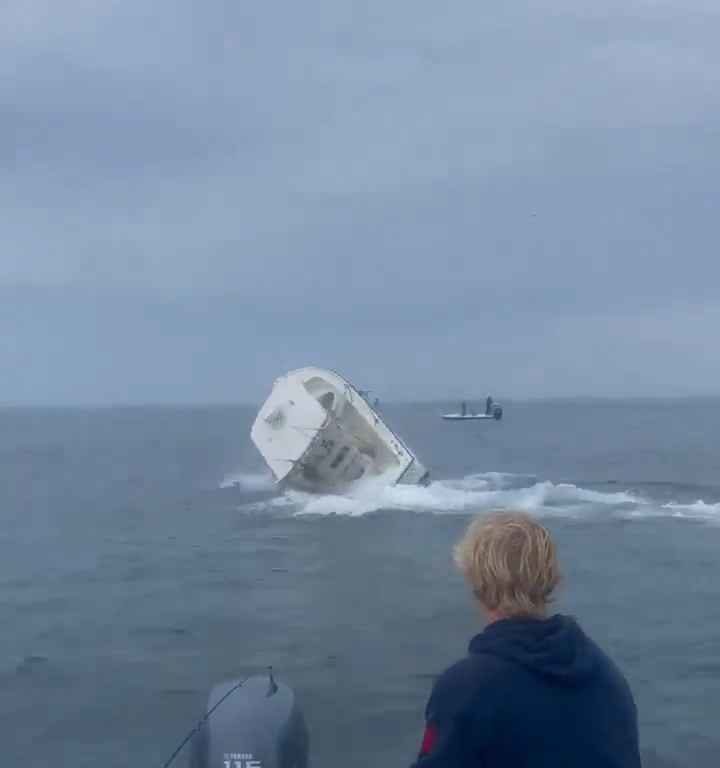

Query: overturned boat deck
left=251, top=367, right=430, bottom=492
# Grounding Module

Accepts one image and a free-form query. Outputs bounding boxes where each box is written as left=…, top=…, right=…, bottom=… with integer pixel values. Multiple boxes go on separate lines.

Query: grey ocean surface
left=2, top=400, right=720, bottom=767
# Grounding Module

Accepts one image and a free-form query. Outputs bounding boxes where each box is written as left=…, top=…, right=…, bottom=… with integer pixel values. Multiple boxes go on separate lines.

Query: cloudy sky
left=2, top=1, right=719, bottom=403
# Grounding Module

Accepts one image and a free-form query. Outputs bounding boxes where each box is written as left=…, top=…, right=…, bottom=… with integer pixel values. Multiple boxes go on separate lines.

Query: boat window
left=318, top=392, right=335, bottom=411
left=330, top=445, right=350, bottom=469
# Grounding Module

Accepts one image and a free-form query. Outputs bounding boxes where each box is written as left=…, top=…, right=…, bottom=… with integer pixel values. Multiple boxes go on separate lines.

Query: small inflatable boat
left=442, top=397, right=503, bottom=422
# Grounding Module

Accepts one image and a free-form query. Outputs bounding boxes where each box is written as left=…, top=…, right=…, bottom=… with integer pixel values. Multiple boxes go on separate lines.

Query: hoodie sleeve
left=410, top=716, right=465, bottom=768
left=410, top=659, right=493, bottom=768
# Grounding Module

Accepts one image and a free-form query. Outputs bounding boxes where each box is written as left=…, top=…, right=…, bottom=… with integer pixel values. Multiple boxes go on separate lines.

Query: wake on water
left=221, top=470, right=720, bottom=523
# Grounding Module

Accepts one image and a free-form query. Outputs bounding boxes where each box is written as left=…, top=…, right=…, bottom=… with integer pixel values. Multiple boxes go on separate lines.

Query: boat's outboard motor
left=492, top=405, right=503, bottom=421
left=189, top=673, right=309, bottom=768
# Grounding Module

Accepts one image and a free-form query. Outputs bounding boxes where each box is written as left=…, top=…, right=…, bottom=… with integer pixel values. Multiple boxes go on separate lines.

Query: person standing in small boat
left=411, top=512, right=641, bottom=768
left=461, top=401, right=468, bottom=417
left=485, top=395, right=493, bottom=415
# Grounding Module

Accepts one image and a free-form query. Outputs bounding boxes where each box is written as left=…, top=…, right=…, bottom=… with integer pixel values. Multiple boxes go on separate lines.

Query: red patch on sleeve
left=420, top=722, right=439, bottom=755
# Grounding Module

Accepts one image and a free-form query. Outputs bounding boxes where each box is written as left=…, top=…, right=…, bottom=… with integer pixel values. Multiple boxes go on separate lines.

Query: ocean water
left=2, top=400, right=720, bottom=767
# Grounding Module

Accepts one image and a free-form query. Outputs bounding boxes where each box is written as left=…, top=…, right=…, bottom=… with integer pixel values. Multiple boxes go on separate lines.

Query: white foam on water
left=220, top=471, right=276, bottom=491
left=286, top=472, right=643, bottom=518
left=662, top=500, right=720, bottom=521
left=232, top=469, right=720, bottom=524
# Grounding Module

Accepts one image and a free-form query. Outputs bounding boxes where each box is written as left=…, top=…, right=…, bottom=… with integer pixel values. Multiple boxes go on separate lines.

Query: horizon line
left=2, top=393, right=720, bottom=409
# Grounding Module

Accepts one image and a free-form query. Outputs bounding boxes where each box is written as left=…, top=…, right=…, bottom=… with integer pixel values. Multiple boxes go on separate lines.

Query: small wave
left=442, top=472, right=538, bottom=491
left=618, top=498, right=720, bottom=524
left=220, top=471, right=275, bottom=491
left=662, top=500, right=720, bottom=520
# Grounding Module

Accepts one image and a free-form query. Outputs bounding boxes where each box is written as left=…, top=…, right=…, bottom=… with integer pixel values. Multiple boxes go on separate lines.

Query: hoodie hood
left=468, top=614, right=599, bottom=685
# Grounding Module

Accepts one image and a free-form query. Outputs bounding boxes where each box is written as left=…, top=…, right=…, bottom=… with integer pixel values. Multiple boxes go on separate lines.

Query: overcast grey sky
left=2, top=1, right=719, bottom=403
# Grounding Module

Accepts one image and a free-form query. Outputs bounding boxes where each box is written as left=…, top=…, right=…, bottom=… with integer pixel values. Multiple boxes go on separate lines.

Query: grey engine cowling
left=189, top=673, right=309, bottom=768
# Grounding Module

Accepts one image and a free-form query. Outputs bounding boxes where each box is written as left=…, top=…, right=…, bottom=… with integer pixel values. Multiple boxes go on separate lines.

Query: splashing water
left=224, top=467, right=720, bottom=523
left=231, top=471, right=660, bottom=519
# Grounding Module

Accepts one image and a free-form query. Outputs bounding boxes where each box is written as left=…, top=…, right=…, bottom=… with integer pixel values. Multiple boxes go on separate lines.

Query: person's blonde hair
left=453, top=511, right=560, bottom=617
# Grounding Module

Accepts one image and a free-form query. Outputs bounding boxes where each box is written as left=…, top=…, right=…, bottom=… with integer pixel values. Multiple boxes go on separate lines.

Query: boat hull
left=442, top=414, right=496, bottom=420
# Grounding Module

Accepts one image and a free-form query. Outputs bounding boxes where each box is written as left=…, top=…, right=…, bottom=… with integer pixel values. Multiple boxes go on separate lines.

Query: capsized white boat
left=251, top=367, right=430, bottom=492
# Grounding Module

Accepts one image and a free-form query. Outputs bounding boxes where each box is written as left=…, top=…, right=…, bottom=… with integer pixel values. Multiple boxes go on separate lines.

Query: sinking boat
left=251, top=367, right=430, bottom=492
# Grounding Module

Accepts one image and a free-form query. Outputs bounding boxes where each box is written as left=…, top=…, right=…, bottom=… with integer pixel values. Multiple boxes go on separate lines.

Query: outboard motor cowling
left=190, top=673, right=309, bottom=768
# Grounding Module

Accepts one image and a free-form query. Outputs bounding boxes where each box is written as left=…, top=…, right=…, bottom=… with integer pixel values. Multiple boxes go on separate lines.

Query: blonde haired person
left=412, top=512, right=640, bottom=768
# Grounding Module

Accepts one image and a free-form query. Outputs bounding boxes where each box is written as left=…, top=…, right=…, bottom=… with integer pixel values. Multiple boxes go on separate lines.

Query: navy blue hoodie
left=412, top=615, right=640, bottom=768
